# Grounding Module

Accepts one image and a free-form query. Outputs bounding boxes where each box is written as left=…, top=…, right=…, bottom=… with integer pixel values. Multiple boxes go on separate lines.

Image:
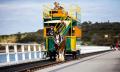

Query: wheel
left=72, top=51, right=77, bottom=59
left=48, top=51, right=56, bottom=61
left=76, top=50, right=80, bottom=58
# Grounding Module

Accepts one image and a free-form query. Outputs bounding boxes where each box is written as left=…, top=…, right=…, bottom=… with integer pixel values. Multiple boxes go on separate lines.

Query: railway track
left=0, top=50, right=110, bottom=72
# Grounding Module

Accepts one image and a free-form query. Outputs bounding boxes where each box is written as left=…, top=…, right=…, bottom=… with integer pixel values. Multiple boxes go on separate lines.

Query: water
left=25, top=53, right=29, bottom=60
left=0, top=54, right=7, bottom=63
left=9, top=54, right=15, bottom=61
left=36, top=52, right=40, bottom=58
left=31, top=52, right=35, bottom=59
left=18, top=53, right=23, bottom=60
left=0, top=51, right=45, bottom=63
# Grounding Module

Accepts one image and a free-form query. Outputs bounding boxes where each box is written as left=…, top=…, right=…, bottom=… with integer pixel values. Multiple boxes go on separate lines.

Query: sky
left=0, top=0, right=120, bottom=35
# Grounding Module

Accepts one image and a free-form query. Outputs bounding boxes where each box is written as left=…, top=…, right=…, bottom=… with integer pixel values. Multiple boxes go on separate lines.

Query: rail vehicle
left=43, top=2, right=82, bottom=61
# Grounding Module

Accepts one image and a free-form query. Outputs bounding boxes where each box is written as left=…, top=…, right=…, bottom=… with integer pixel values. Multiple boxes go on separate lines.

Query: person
left=110, top=44, right=113, bottom=50
left=48, top=27, right=54, bottom=36
left=113, top=43, right=116, bottom=50
left=110, top=43, right=115, bottom=50
left=116, top=41, right=119, bottom=50
left=54, top=2, right=59, bottom=10
left=118, top=43, right=120, bottom=50
left=54, top=2, right=63, bottom=10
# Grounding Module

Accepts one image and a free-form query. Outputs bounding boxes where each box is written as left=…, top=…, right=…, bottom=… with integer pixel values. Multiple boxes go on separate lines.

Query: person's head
left=54, top=2, right=59, bottom=7
left=50, top=27, right=53, bottom=30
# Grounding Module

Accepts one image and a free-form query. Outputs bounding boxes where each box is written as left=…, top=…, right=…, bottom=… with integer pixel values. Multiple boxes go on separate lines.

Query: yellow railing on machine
left=54, top=17, right=67, bottom=31
left=43, top=4, right=81, bottom=21
left=43, top=4, right=51, bottom=18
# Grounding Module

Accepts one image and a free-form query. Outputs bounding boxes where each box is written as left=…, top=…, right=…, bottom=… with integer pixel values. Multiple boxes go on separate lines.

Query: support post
left=28, top=45, right=31, bottom=60
left=6, top=44, right=10, bottom=63
left=14, top=44, right=18, bottom=62
left=21, top=45, right=25, bottom=60
left=34, top=45, right=37, bottom=59
left=39, top=45, right=42, bottom=59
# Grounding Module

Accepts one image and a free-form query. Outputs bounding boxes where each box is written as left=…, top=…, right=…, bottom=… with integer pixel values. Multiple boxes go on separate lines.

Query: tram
left=43, top=2, right=82, bottom=61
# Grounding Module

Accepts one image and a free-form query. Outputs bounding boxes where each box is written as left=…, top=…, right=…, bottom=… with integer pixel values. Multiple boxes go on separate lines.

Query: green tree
left=16, top=32, right=21, bottom=43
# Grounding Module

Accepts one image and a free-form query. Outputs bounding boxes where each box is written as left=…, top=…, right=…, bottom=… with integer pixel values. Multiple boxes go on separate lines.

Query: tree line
left=0, top=21, right=120, bottom=45
left=81, top=21, right=120, bottom=46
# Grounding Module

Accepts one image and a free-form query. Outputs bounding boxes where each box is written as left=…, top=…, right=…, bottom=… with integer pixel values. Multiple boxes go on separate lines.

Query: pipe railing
left=0, top=43, right=46, bottom=67
left=0, top=43, right=111, bottom=67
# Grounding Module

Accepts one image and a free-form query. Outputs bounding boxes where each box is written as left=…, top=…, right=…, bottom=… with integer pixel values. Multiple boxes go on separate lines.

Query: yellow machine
left=43, top=2, right=82, bottom=61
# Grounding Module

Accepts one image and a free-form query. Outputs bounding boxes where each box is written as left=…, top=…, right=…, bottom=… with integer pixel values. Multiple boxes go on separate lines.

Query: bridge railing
left=0, top=43, right=46, bottom=67
left=0, top=43, right=111, bottom=67
left=76, top=45, right=111, bottom=54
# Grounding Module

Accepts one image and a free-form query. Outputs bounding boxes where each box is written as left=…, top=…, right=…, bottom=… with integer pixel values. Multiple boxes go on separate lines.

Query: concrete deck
left=36, top=51, right=120, bottom=72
